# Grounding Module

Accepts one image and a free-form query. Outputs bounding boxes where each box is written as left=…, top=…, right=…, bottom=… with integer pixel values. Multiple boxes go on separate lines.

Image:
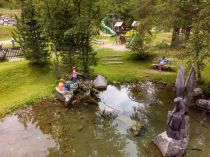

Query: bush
left=155, top=40, right=170, bottom=49
left=130, top=36, right=152, bottom=60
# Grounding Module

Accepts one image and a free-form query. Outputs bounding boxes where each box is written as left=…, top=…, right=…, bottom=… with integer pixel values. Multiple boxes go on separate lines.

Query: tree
left=13, top=0, right=50, bottom=64
left=133, top=0, right=205, bottom=47
left=186, top=0, right=210, bottom=82
left=40, top=0, right=99, bottom=73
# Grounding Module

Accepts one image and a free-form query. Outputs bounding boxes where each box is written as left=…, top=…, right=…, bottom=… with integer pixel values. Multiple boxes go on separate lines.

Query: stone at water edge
left=193, top=88, right=203, bottom=97
left=0, top=52, right=6, bottom=61
left=153, top=131, right=188, bottom=157
left=130, top=120, right=145, bottom=137
left=97, top=108, right=118, bottom=120
left=196, top=99, right=210, bottom=111
left=94, top=75, right=107, bottom=89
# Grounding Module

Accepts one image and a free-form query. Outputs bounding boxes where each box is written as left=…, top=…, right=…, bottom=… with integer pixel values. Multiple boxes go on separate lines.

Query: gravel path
left=96, top=39, right=128, bottom=51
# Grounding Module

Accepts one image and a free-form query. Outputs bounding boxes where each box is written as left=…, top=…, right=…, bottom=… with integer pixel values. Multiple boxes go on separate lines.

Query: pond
left=0, top=82, right=210, bottom=157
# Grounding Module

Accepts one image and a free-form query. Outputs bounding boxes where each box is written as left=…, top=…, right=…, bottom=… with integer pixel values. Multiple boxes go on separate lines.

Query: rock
left=0, top=52, right=6, bottom=61
left=195, top=99, right=210, bottom=112
left=193, top=88, right=203, bottom=97
left=153, top=131, right=188, bottom=157
left=94, top=75, right=107, bottom=89
left=77, top=125, right=83, bottom=132
left=97, top=108, right=118, bottom=120
left=130, top=120, right=145, bottom=137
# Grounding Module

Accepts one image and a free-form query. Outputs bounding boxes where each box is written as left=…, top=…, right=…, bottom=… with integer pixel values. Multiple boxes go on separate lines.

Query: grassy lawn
left=0, top=61, right=56, bottom=118
left=0, top=35, right=209, bottom=118
left=94, top=48, right=177, bottom=83
left=0, top=26, right=15, bottom=41
left=94, top=47, right=210, bottom=86
left=0, top=8, right=20, bottom=16
left=152, top=32, right=172, bottom=45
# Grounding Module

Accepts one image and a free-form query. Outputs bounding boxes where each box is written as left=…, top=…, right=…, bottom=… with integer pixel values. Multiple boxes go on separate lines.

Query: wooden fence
left=0, top=47, right=23, bottom=59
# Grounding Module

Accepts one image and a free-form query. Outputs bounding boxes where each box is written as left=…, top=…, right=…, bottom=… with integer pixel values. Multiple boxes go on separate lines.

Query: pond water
left=0, top=82, right=210, bottom=157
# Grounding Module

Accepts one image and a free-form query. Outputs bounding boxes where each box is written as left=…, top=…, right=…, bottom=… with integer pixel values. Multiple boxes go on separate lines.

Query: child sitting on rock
left=58, top=79, right=65, bottom=91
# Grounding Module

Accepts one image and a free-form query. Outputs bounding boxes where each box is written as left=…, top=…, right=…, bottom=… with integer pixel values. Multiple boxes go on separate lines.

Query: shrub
left=130, top=35, right=152, bottom=60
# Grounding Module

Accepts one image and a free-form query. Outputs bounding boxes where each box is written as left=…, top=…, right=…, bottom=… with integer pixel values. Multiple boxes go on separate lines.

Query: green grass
left=0, top=61, right=56, bottom=118
left=93, top=48, right=177, bottom=83
left=152, top=32, right=172, bottom=45
left=94, top=46, right=210, bottom=90
left=0, top=26, right=15, bottom=41
left=0, top=8, right=20, bottom=16
left=0, top=34, right=209, bottom=118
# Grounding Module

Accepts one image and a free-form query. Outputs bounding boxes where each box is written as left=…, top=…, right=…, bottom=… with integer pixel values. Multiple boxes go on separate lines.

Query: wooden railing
left=0, top=46, right=23, bottom=59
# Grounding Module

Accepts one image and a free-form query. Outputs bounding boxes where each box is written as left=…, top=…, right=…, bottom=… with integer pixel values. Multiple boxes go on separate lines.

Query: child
left=158, top=56, right=168, bottom=72
left=64, top=80, right=71, bottom=91
left=58, top=79, right=65, bottom=91
left=71, top=66, right=78, bottom=83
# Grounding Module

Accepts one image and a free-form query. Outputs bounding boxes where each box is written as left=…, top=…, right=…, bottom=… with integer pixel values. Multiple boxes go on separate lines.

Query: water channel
left=0, top=82, right=210, bottom=157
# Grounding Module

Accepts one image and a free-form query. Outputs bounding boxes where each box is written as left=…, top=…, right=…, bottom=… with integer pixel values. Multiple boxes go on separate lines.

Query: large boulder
left=193, top=88, right=203, bottom=97
left=94, top=75, right=107, bottom=89
left=153, top=131, right=188, bottom=157
left=0, top=52, right=6, bottom=61
left=195, top=99, right=210, bottom=112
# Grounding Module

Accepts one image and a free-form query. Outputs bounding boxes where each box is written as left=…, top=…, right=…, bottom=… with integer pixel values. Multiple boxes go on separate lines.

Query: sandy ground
left=96, top=39, right=128, bottom=51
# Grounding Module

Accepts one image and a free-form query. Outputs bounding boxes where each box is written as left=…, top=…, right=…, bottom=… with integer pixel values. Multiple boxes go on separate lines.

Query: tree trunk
left=197, top=61, right=202, bottom=83
left=171, top=24, right=180, bottom=47
left=184, top=25, right=191, bottom=40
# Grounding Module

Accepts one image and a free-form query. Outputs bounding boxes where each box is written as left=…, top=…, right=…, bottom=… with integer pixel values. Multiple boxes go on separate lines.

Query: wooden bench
left=151, top=58, right=177, bottom=71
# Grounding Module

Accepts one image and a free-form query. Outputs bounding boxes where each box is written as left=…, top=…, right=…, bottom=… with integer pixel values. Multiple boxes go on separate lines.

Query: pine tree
left=13, top=0, right=50, bottom=64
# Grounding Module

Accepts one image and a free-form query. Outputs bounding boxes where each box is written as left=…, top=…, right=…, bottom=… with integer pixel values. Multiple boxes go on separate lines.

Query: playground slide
left=101, top=16, right=116, bottom=37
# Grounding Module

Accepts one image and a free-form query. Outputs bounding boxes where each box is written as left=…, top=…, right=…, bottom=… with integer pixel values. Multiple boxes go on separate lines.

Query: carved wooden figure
left=154, top=66, right=196, bottom=157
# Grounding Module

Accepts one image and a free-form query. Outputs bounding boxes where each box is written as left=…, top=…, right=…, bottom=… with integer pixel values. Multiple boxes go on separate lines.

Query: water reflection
left=0, top=82, right=209, bottom=157
left=0, top=115, right=58, bottom=157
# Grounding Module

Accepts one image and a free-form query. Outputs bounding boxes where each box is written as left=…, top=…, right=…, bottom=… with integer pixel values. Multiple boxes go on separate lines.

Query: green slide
left=101, top=16, right=116, bottom=37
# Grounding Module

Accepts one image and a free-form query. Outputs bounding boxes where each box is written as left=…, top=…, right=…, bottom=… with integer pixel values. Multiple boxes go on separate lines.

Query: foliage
left=128, top=26, right=153, bottom=60
left=13, top=0, right=50, bottom=64
left=133, top=0, right=209, bottom=47
left=185, top=0, right=210, bottom=82
left=97, top=0, right=136, bottom=25
left=40, top=0, right=99, bottom=73
left=0, top=0, right=20, bottom=9
left=130, top=35, right=152, bottom=60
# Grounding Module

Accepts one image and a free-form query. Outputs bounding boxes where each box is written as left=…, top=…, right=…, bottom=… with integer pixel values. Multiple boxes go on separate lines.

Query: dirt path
left=95, top=39, right=128, bottom=52
left=0, top=40, right=12, bottom=45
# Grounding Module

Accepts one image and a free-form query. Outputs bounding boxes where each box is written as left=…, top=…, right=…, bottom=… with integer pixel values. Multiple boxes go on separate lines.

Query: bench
left=151, top=58, right=177, bottom=71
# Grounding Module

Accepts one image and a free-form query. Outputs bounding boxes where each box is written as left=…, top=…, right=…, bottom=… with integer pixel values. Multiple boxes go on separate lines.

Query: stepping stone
left=103, top=61, right=124, bottom=65
left=103, top=58, right=122, bottom=61
left=104, top=55, right=122, bottom=58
